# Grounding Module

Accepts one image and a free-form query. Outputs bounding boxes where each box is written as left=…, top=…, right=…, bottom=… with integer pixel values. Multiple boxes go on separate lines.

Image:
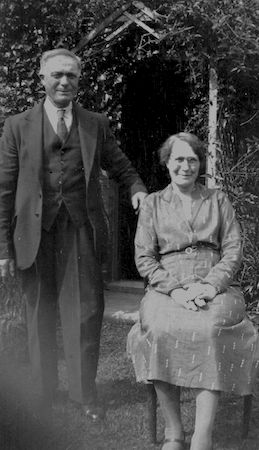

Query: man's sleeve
left=100, top=115, right=147, bottom=197
left=0, top=117, right=18, bottom=259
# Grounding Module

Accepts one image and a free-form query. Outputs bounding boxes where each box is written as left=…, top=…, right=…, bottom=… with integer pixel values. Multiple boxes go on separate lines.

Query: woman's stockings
left=190, top=389, right=220, bottom=450
left=154, top=380, right=184, bottom=444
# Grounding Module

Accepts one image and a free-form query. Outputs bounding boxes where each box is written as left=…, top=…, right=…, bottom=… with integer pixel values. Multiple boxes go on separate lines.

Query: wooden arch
left=59, top=1, right=218, bottom=186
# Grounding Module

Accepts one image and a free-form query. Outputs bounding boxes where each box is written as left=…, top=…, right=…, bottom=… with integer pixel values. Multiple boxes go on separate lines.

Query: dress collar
left=160, top=182, right=210, bottom=203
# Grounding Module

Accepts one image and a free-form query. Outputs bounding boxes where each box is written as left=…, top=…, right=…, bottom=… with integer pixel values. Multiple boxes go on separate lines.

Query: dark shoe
left=82, top=402, right=106, bottom=422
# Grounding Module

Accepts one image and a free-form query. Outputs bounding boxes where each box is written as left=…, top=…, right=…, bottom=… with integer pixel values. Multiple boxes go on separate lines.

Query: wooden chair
left=146, top=383, right=253, bottom=444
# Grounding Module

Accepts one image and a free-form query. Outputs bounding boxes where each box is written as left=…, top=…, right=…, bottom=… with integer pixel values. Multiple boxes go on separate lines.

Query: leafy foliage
left=0, top=277, right=25, bottom=351
left=218, top=133, right=259, bottom=316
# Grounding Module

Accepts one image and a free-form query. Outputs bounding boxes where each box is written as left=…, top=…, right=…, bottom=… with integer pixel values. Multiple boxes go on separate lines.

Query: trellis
left=72, top=1, right=164, bottom=53
left=70, top=1, right=219, bottom=187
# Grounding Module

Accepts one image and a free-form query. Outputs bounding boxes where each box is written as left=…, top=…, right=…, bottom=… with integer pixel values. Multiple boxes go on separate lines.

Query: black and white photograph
left=0, top=1, right=258, bottom=449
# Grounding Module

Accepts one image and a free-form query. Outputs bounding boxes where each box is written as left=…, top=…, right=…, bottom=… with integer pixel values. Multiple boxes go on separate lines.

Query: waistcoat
left=42, top=110, right=88, bottom=231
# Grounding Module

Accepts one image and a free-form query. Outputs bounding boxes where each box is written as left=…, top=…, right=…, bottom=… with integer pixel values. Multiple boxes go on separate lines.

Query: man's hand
left=0, top=259, right=15, bottom=281
left=131, top=192, right=148, bottom=213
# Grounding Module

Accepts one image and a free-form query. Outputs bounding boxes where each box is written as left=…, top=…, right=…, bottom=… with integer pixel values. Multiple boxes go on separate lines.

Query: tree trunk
left=207, top=65, right=218, bottom=188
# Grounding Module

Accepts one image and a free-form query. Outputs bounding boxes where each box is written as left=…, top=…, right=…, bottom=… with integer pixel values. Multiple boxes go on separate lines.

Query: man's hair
left=39, top=48, right=82, bottom=75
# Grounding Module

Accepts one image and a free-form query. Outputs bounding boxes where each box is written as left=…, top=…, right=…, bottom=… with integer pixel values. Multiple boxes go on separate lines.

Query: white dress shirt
left=44, top=97, right=73, bottom=134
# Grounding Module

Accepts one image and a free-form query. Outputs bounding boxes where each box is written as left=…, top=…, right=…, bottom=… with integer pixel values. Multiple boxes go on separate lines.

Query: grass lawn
left=0, top=320, right=258, bottom=449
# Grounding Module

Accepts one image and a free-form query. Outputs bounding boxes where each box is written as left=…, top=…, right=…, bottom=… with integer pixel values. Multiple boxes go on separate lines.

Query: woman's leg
left=190, top=389, right=220, bottom=450
left=154, top=381, right=184, bottom=448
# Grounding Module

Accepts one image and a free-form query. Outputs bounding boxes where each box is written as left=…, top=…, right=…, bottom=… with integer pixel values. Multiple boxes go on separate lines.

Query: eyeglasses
left=174, top=157, right=199, bottom=166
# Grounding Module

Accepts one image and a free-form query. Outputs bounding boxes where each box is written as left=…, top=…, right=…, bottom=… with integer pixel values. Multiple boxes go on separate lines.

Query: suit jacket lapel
left=22, top=100, right=44, bottom=185
left=74, top=103, right=98, bottom=188
left=22, top=100, right=98, bottom=189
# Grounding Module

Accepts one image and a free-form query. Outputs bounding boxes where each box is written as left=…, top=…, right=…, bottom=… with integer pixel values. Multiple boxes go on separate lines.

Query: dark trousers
left=22, top=205, right=104, bottom=404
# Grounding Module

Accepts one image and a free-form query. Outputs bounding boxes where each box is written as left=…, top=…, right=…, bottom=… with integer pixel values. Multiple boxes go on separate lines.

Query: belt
left=183, top=246, right=198, bottom=254
left=182, top=243, right=218, bottom=254
left=163, top=243, right=218, bottom=257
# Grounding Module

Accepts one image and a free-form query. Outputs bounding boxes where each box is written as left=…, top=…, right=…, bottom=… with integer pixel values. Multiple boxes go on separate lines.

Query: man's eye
left=51, top=73, right=78, bottom=79
left=176, top=158, right=184, bottom=162
left=52, top=73, right=62, bottom=78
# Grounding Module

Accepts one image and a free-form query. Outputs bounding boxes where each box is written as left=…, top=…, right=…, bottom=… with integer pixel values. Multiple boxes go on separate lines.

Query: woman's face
left=166, top=140, right=200, bottom=190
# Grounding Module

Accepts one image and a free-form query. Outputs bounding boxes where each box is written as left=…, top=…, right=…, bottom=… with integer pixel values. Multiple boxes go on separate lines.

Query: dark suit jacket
left=0, top=100, right=146, bottom=269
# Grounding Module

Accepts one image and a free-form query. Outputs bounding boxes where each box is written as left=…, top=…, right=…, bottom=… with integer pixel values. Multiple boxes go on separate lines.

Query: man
left=0, top=48, right=147, bottom=420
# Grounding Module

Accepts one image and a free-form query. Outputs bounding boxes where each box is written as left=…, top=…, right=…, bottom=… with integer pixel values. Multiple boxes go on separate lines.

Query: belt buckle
left=185, top=246, right=197, bottom=255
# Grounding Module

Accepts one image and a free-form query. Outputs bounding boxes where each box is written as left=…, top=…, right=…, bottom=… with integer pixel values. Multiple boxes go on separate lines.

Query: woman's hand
left=184, top=282, right=217, bottom=306
left=170, top=288, right=198, bottom=311
left=171, top=283, right=217, bottom=311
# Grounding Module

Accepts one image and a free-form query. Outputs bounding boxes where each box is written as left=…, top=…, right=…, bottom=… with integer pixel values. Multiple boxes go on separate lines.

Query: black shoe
left=82, top=402, right=106, bottom=422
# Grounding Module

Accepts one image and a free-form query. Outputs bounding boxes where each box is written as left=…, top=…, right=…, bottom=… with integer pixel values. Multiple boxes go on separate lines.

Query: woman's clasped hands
left=170, top=282, right=217, bottom=311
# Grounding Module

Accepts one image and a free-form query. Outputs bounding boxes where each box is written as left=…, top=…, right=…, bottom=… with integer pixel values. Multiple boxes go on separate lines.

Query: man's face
left=40, top=55, right=80, bottom=107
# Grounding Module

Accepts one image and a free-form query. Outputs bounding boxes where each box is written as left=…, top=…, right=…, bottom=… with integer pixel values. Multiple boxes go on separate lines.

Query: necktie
left=57, top=109, right=68, bottom=143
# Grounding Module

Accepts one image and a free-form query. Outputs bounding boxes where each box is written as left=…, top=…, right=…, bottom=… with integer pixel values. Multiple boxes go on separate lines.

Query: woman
left=127, top=132, right=259, bottom=450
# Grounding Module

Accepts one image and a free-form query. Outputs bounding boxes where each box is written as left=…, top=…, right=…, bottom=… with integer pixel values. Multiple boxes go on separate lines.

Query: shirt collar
left=44, top=96, right=73, bottom=116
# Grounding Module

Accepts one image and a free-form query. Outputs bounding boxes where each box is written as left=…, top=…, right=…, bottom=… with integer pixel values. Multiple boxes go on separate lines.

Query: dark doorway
left=117, top=57, right=189, bottom=279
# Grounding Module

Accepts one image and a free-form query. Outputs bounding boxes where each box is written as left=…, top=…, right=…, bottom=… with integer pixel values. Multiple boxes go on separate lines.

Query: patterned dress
left=127, top=183, right=259, bottom=395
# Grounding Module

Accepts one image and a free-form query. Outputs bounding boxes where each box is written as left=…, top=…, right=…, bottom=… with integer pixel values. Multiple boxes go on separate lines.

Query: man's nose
left=60, top=75, right=69, bottom=85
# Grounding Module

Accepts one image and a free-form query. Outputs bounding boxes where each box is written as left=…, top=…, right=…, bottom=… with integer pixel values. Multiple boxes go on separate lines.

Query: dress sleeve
left=135, top=194, right=181, bottom=295
left=203, top=191, right=243, bottom=293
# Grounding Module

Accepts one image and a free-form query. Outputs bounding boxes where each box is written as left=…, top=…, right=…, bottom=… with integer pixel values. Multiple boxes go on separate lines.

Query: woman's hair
left=159, top=132, right=206, bottom=175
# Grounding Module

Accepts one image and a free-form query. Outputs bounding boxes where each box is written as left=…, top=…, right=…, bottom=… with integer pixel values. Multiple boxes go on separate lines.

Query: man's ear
left=39, top=73, right=45, bottom=86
